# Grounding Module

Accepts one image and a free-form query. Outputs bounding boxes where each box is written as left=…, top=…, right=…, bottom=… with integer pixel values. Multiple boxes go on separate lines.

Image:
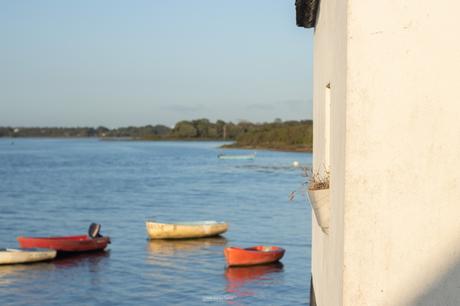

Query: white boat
left=146, top=220, right=228, bottom=239
left=218, top=153, right=256, bottom=160
left=0, top=248, right=57, bottom=265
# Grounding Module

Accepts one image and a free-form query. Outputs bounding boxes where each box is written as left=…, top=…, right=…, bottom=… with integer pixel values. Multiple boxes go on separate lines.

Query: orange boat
left=224, top=246, right=285, bottom=267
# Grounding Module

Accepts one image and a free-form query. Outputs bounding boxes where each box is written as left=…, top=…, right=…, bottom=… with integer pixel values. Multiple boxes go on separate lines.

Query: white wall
left=344, top=0, right=460, bottom=305
left=311, top=0, right=347, bottom=304
left=312, top=0, right=460, bottom=305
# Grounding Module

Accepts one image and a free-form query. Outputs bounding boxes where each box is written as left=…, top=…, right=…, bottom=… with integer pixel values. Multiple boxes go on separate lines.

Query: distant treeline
left=0, top=119, right=313, bottom=151
left=222, top=120, right=313, bottom=152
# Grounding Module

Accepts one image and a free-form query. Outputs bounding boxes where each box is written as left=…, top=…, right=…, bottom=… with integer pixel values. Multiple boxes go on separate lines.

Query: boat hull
left=224, top=246, right=285, bottom=267
left=146, top=221, right=228, bottom=239
left=0, top=248, right=56, bottom=265
left=17, top=235, right=110, bottom=253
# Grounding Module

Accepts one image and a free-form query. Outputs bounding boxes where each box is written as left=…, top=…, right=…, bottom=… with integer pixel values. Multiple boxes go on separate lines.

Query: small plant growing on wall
left=289, top=167, right=329, bottom=200
left=308, top=170, right=330, bottom=190
left=290, top=166, right=331, bottom=234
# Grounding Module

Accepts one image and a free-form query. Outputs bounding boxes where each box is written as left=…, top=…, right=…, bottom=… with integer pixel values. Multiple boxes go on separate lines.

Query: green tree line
left=0, top=119, right=313, bottom=151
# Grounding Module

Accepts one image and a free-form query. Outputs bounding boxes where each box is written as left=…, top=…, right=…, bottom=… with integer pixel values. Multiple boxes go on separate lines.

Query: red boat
left=17, top=223, right=111, bottom=253
left=224, top=246, right=285, bottom=267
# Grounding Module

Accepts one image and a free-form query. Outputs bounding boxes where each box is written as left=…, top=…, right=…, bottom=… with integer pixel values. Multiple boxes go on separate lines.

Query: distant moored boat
left=145, top=220, right=228, bottom=239
left=217, top=152, right=256, bottom=160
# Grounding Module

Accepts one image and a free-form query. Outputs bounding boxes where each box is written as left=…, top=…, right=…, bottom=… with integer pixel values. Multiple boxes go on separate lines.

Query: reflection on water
left=0, top=251, right=110, bottom=287
left=235, top=164, right=304, bottom=173
left=225, top=262, right=284, bottom=302
left=146, top=236, right=227, bottom=258
left=225, top=262, right=284, bottom=283
left=53, top=250, right=110, bottom=270
left=0, top=262, right=56, bottom=286
left=0, top=140, right=311, bottom=305
left=144, top=236, right=229, bottom=286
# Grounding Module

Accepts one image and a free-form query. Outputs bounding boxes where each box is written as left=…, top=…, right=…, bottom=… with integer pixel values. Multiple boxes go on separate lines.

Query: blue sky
left=1, top=1, right=313, bottom=128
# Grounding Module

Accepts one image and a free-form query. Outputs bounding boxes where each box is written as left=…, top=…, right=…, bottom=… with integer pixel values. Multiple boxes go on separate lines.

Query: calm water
left=0, top=139, right=312, bottom=305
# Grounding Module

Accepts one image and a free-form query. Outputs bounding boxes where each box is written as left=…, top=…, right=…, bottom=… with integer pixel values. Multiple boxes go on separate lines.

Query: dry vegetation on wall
left=308, top=170, right=330, bottom=190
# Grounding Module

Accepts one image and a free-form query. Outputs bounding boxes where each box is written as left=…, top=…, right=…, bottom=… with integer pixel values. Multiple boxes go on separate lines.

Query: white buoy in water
left=292, top=161, right=300, bottom=167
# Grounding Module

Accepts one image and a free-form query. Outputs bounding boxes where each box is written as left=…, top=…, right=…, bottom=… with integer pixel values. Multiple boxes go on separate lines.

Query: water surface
left=0, top=139, right=312, bottom=305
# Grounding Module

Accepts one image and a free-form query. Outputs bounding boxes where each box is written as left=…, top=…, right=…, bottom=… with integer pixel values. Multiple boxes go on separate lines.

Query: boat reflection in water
left=225, top=262, right=284, bottom=301
left=0, top=251, right=109, bottom=287
left=0, top=261, right=56, bottom=286
left=146, top=236, right=228, bottom=259
left=146, top=237, right=227, bottom=269
left=225, top=262, right=284, bottom=282
left=52, top=250, right=110, bottom=270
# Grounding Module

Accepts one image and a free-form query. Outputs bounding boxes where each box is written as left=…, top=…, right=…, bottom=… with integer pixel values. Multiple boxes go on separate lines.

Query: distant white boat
left=218, top=152, right=256, bottom=160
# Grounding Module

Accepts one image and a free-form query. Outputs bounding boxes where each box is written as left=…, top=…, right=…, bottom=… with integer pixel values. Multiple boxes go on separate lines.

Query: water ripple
left=0, top=140, right=312, bottom=305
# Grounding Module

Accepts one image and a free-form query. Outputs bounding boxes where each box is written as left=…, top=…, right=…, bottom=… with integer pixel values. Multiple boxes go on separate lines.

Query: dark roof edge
left=295, top=0, right=320, bottom=28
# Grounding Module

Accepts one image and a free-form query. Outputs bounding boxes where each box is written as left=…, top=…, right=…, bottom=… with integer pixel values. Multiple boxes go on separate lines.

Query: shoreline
left=1, top=137, right=312, bottom=153
left=220, top=143, right=312, bottom=153
left=99, top=137, right=313, bottom=153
